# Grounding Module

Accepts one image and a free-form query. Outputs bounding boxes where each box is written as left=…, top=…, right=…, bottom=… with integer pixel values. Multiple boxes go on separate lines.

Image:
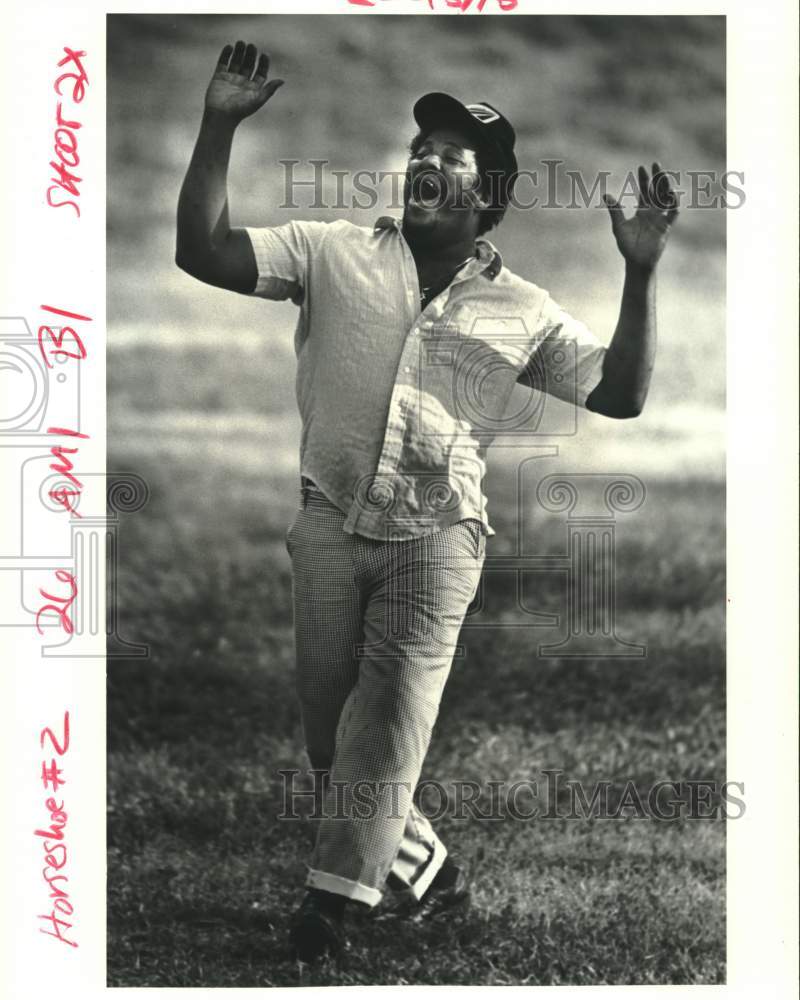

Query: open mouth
left=410, top=172, right=447, bottom=208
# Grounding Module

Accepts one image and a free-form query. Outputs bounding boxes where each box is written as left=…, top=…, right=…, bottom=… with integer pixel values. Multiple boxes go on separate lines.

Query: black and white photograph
left=103, top=11, right=733, bottom=986
left=2, top=2, right=799, bottom=995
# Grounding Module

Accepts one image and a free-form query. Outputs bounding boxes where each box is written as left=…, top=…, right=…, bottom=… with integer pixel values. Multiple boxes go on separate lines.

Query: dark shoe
left=288, top=889, right=347, bottom=962
left=389, top=856, right=471, bottom=920
left=417, top=856, right=471, bottom=914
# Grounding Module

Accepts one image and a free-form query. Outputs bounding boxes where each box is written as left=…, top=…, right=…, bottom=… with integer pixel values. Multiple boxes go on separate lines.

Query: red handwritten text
left=47, top=48, right=88, bottom=217
left=36, top=712, right=77, bottom=948
left=35, top=570, right=78, bottom=636
left=348, top=0, right=517, bottom=8
left=46, top=426, right=90, bottom=518
left=37, top=304, right=90, bottom=370
left=36, top=303, right=91, bottom=517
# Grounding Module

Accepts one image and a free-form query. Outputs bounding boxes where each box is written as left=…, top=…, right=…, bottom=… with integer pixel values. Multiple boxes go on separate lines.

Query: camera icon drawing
left=0, top=316, right=81, bottom=439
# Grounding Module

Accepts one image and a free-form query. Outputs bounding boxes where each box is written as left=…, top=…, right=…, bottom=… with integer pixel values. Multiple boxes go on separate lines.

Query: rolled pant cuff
left=306, top=867, right=383, bottom=908
left=404, top=838, right=448, bottom=902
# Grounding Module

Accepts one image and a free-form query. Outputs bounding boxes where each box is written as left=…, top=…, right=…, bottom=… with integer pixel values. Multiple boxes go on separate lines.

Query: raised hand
left=204, top=41, right=284, bottom=122
left=603, top=163, right=678, bottom=271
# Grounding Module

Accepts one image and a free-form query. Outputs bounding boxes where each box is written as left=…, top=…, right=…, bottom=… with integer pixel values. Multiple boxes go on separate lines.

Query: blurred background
left=107, top=14, right=726, bottom=987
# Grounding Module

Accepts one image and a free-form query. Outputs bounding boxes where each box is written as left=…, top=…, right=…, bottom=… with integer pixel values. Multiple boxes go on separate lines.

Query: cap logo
left=467, top=103, right=500, bottom=124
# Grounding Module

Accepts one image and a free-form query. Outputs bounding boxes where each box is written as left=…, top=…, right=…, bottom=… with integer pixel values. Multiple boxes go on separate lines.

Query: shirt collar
left=374, top=216, right=503, bottom=281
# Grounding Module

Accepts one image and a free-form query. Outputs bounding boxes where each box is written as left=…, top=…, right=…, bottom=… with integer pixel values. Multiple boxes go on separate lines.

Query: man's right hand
left=176, top=40, right=281, bottom=291
left=204, top=41, right=284, bottom=123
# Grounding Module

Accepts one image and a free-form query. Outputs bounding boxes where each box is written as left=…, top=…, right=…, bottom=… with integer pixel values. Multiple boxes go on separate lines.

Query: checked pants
left=285, top=482, right=485, bottom=906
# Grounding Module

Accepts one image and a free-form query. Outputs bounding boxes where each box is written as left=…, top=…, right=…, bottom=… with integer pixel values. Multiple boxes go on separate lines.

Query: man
left=176, top=40, right=678, bottom=962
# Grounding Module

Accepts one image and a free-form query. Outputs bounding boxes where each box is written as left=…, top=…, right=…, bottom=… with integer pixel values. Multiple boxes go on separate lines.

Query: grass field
left=107, top=12, right=726, bottom=988
left=106, top=445, right=725, bottom=986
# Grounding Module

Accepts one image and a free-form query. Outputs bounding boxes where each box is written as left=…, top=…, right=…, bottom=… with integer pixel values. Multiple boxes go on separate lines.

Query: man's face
left=402, top=126, right=484, bottom=247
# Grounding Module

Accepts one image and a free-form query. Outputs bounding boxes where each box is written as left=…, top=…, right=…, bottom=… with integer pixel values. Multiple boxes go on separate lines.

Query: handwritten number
left=40, top=712, right=71, bottom=756
left=35, top=571, right=78, bottom=636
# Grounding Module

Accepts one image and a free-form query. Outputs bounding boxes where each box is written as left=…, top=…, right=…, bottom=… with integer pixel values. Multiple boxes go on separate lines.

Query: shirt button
left=404, top=366, right=411, bottom=374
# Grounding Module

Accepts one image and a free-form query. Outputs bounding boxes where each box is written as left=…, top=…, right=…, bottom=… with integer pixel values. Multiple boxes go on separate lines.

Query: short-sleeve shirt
left=245, top=216, right=606, bottom=540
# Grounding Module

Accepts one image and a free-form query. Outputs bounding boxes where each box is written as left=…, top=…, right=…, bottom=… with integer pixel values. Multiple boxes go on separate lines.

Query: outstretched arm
left=176, top=41, right=284, bottom=293
left=585, top=163, right=678, bottom=419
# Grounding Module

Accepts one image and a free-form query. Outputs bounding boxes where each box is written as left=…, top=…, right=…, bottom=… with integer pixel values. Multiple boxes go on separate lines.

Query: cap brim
left=414, top=93, right=482, bottom=140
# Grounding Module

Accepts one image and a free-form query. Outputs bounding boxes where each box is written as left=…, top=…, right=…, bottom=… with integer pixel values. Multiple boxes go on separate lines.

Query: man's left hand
left=603, top=163, right=678, bottom=271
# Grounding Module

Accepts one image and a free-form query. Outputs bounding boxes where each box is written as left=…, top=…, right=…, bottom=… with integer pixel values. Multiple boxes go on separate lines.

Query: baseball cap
left=413, top=92, right=518, bottom=201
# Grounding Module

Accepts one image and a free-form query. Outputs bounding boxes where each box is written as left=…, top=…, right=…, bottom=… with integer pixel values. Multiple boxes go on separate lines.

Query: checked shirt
left=245, top=216, right=606, bottom=539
